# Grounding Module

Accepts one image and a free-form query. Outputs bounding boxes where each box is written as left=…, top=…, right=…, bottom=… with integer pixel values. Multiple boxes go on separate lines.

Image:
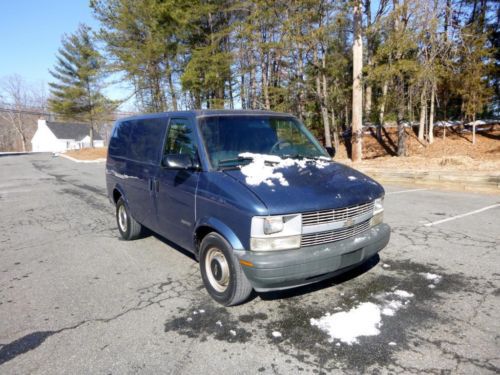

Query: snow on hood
left=238, top=152, right=330, bottom=187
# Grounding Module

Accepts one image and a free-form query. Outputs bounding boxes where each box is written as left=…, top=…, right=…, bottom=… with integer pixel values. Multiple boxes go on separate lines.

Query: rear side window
left=164, top=118, right=198, bottom=162
left=130, top=118, right=167, bottom=164
left=109, top=121, right=132, bottom=158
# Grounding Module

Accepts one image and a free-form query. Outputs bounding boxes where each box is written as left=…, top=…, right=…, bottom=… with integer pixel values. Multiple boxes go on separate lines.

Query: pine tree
left=49, top=24, right=114, bottom=147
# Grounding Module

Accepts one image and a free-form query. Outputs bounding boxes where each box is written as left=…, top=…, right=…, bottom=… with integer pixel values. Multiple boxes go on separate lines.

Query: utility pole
left=352, top=0, right=363, bottom=162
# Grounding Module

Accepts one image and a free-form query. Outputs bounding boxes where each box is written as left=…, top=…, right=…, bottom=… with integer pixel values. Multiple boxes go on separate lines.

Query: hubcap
left=205, top=247, right=230, bottom=292
left=118, top=205, right=128, bottom=233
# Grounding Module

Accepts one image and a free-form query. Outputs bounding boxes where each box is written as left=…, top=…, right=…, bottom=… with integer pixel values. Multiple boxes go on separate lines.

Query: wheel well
left=112, top=189, right=122, bottom=204
left=194, top=226, right=216, bottom=254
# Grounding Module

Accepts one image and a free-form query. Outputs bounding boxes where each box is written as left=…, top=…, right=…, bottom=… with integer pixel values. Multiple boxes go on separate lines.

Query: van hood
left=223, top=157, right=384, bottom=215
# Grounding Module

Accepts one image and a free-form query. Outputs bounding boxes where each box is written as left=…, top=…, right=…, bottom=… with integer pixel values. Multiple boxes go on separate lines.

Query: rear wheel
left=116, top=197, right=142, bottom=240
left=199, top=232, right=253, bottom=306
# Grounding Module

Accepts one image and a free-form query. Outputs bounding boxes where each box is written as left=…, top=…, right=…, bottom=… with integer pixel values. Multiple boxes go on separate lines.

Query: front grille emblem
left=343, top=218, right=355, bottom=228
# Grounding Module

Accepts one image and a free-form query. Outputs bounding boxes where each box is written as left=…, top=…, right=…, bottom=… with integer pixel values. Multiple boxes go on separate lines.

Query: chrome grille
left=302, top=201, right=374, bottom=226
left=301, top=220, right=371, bottom=247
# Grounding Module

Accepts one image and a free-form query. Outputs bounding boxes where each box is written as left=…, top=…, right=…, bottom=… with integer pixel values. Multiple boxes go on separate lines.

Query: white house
left=31, top=119, right=105, bottom=152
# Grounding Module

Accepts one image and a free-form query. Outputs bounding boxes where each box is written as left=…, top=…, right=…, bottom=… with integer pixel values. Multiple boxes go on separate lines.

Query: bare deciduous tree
left=0, top=74, right=47, bottom=152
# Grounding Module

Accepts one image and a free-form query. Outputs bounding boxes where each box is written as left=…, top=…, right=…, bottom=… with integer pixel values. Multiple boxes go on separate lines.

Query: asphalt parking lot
left=0, top=154, right=499, bottom=374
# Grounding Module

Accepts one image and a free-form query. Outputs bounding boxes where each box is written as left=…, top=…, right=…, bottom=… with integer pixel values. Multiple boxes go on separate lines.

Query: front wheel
left=116, top=197, right=142, bottom=240
left=199, top=233, right=253, bottom=306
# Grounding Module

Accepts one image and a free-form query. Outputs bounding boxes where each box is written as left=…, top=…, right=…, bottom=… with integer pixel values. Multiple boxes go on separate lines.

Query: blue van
left=106, top=110, right=390, bottom=306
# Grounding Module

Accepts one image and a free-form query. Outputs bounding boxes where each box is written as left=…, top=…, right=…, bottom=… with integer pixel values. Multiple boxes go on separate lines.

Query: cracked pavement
left=0, top=154, right=499, bottom=374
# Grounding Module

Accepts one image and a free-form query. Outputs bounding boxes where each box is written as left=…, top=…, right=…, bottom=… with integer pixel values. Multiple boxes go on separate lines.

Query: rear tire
left=116, top=197, right=142, bottom=240
left=199, top=232, right=253, bottom=306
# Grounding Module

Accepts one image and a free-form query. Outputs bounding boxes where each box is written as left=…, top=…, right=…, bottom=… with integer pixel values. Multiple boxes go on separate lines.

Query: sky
left=0, top=0, right=130, bottom=104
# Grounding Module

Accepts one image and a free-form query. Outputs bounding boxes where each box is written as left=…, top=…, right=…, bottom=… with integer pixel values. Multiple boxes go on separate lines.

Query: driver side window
left=164, top=118, right=198, bottom=161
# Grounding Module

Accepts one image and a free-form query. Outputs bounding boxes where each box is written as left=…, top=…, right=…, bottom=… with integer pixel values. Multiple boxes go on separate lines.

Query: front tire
left=199, top=233, right=253, bottom=306
left=116, top=197, right=142, bottom=240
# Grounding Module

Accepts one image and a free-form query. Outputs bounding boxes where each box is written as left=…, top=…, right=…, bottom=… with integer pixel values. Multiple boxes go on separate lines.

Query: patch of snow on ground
left=272, top=331, right=282, bottom=338
left=238, top=153, right=330, bottom=187
left=389, top=341, right=397, bottom=346
left=216, top=320, right=222, bottom=327
left=310, top=302, right=382, bottom=345
left=428, top=284, right=436, bottom=289
left=381, top=300, right=403, bottom=316
left=420, top=272, right=442, bottom=284
left=382, top=263, right=390, bottom=268
left=229, top=330, right=236, bottom=336
left=311, top=288, right=416, bottom=345
left=393, top=290, right=414, bottom=298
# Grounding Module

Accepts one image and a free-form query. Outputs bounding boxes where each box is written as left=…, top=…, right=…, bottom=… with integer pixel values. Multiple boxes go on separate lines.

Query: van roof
left=117, top=109, right=294, bottom=123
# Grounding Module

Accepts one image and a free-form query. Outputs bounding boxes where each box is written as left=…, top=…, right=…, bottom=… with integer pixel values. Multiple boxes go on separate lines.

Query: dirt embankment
left=64, top=147, right=108, bottom=160
left=336, top=127, right=500, bottom=174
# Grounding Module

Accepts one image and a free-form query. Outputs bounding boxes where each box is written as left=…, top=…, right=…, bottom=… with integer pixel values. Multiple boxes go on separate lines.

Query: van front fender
left=194, top=217, right=245, bottom=251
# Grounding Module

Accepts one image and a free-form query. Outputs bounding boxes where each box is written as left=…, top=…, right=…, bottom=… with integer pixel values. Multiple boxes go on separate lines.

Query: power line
left=0, top=105, right=138, bottom=123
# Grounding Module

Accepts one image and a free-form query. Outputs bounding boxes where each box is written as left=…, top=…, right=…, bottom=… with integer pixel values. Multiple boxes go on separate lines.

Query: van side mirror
left=162, top=154, right=194, bottom=169
left=325, top=146, right=336, bottom=158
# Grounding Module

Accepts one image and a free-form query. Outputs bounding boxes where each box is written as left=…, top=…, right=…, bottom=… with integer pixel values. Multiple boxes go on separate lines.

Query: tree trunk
left=331, top=110, right=340, bottom=151
left=397, top=122, right=405, bottom=156
left=315, top=48, right=332, bottom=148
left=89, top=124, right=95, bottom=149
left=365, top=85, right=372, bottom=121
left=364, top=0, right=373, bottom=121
left=396, top=82, right=406, bottom=156
left=228, top=76, right=234, bottom=109
left=167, top=70, right=178, bottom=111
left=379, top=80, right=388, bottom=131
left=472, top=114, right=476, bottom=144
left=428, top=82, right=436, bottom=144
left=321, top=66, right=331, bottom=148
left=261, top=57, right=270, bottom=110
left=418, top=83, right=427, bottom=142
left=297, top=49, right=306, bottom=121
left=351, top=0, right=363, bottom=162
left=240, top=73, right=246, bottom=110
left=13, top=126, right=27, bottom=152
left=12, top=116, right=27, bottom=152
left=260, top=32, right=270, bottom=110
left=250, top=61, right=257, bottom=109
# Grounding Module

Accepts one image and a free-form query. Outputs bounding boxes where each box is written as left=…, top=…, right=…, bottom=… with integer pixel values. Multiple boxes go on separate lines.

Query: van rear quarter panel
left=106, top=117, right=167, bottom=225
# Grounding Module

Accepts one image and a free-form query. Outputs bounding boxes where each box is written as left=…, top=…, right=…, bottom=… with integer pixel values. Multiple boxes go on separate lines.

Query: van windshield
left=198, top=116, right=328, bottom=169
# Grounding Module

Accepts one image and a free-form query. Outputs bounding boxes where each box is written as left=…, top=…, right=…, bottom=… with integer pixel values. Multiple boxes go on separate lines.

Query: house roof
left=45, top=122, right=103, bottom=141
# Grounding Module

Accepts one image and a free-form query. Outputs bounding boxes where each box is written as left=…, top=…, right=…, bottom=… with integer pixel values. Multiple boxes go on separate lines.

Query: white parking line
left=424, top=203, right=500, bottom=227
left=386, top=188, right=427, bottom=195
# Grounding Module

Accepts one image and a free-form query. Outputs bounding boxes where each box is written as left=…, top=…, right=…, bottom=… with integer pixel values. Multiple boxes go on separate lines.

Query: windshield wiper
left=282, top=154, right=323, bottom=160
left=217, top=156, right=254, bottom=169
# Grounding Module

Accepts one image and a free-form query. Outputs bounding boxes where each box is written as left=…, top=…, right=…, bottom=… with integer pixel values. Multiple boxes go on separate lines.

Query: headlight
left=373, top=197, right=384, bottom=215
left=370, top=197, right=384, bottom=227
left=250, top=214, right=302, bottom=251
left=263, top=216, right=284, bottom=234
left=370, top=212, right=384, bottom=227
left=250, top=235, right=301, bottom=251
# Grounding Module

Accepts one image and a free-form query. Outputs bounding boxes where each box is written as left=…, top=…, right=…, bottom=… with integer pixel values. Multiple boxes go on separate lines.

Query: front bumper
left=235, top=223, right=390, bottom=292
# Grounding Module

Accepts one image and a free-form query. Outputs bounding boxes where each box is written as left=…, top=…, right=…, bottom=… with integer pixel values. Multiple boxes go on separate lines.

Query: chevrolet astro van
left=106, top=110, right=390, bottom=306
